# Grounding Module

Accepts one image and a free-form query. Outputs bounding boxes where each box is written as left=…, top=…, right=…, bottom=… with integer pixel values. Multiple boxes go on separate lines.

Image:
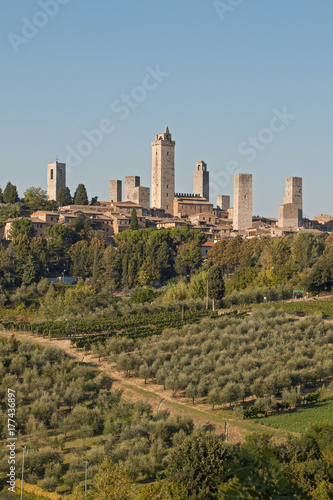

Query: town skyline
left=1, top=1, right=332, bottom=218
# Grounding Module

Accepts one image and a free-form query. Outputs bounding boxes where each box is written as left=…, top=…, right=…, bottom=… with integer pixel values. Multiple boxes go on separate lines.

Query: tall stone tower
left=278, top=176, right=303, bottom=227
left=47, top=161, right=66, bottom=201
left=109, top=180, right=122, bottom=203
left=283, top=176, right=302, bottom=212
left=233, top=173, right=253, bottom=231
left=151, top=126, right=175, bottom=213
left=193, top=161, right=209, bottom=201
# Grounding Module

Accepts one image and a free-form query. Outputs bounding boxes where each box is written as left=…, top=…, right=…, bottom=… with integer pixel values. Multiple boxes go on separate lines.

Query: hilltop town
left=2, top=127, right=332, bottom=248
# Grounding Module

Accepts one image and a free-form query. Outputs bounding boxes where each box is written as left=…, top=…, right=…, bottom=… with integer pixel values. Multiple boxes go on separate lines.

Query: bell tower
left=47, top=161, right=66, bottom=201
left=151, top=127, right=175, bottom=213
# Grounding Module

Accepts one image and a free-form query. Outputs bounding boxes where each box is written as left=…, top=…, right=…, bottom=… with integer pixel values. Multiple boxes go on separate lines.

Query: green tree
left=22, top=257, right=39, bottom=285
left=0, top=187, right=3, bottom=203
left=23, top=187, right=48, bottom=211
left=207, top=265, right=225, bottom=300
left=3, top=182, right=19, bottom=203
left=91, top=196, right=99, bottom=206
left=74, top=183, right=89, bottom=205
left=175, top=243, right=202, bottom=276
left=130, top=208, right=139, bottom=230
left=9, top=219, right=35, bottom=239
left=92, top=458, right=132, bottom=500
left=167, top=432, right=228, bottom=500
left=57, top=186, right=72, bottom=206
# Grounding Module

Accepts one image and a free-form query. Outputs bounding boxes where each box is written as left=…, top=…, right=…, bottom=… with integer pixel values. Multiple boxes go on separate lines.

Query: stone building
left=151, top=126, right=175, bottom=213
left=284, top=176, right=302, bottom=211
left=125, top=176, right=140, bottom=202
left=217, top=195, right=230, bottom=211
left=109, top=180, right=122, bottom=203
left=233, top=174, right=253, bottom=231
left=278, top=176, right=303, bottom=228
left=47, top=161, right=66, bottom=201
left=173, top=194, right=214, bottom=218
left=193, top=161, right=209, bottom=201
left=124, top=176, right=150, bottom=210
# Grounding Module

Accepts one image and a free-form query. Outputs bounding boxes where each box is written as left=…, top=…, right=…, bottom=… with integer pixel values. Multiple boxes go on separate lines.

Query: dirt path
left=0, top=329, right=293, bottom=444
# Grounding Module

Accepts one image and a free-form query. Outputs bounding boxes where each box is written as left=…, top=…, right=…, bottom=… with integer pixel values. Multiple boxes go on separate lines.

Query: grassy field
left=254, top=398, right=333, bottom=433
left=255, top=297, right=333, bottom=318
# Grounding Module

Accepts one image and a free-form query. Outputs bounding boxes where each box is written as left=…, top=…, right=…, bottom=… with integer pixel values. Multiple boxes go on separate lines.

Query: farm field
left=257, top=297, right=333, bottom=318
left=254, top=398, right=333, bottom=433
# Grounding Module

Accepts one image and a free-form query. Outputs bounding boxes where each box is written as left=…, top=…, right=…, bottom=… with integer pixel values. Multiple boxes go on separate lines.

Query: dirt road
left=0, top=329, right=291, bottom=444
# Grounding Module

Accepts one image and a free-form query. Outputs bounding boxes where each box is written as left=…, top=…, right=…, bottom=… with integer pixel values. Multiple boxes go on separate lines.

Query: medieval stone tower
left=151, top=126, right=175, bottom=213
left=278, top=176, right=303, bottom=227
left=109, top=180, right=122, bottom=203
left=233, top=173, right=253, bottom=231
left=193, top=161, right=209, bottom=201
left=47, top=161, right=66, bottom=201
left=283, top=176, right=303, bottom=212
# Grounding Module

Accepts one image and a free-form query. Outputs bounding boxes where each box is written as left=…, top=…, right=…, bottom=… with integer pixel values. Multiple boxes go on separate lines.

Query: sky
left=1, top=0, right=332, bottom=218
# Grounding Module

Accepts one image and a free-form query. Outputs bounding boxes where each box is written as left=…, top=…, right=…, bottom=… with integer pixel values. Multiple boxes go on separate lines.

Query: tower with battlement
left=193, top=161, right=209, bottom=201
left=151, top=127, right=175, bottom=213
left=47, top=161, right=66, bottom=201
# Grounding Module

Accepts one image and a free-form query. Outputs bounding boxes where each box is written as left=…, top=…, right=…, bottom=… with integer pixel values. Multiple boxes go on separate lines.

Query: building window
left=166, top=193, right=168, bottom=197
left=167, top=152, right=169, bottom=155
left=59, top=169, right=62, bottom=179
left=50, top=169, right=53, bottom=180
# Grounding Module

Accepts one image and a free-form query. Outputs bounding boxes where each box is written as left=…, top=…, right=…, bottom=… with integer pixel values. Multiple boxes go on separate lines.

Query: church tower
left=151, top=127, right=175, bottom=213
left=47, top=161, right=66, bottom=201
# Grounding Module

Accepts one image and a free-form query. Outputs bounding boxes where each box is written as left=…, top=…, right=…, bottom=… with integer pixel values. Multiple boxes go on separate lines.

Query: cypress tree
left=3, top=182, right=19, bottom=204
left=74, top=184, right=88, bottom=205
left=130, top=208, right=139, bottom=230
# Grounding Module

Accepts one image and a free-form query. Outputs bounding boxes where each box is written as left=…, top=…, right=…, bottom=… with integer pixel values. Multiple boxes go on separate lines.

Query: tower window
left=167, top=193, right=168, bottom=197
left=59, top=169, right=62, bottom=179
left=167, top=152, right=169, bottom=155
left=50, top=169, right=53, bottom=180
left=166, top=185, right=169, bottom=188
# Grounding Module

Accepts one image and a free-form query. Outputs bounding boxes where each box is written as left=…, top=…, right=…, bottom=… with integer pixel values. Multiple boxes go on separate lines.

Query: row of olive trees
left=110, top=310, right=333, bottom=408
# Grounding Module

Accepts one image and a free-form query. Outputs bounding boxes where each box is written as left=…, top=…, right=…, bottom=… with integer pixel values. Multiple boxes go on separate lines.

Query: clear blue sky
left=1, top=0, right=332, bottom=218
